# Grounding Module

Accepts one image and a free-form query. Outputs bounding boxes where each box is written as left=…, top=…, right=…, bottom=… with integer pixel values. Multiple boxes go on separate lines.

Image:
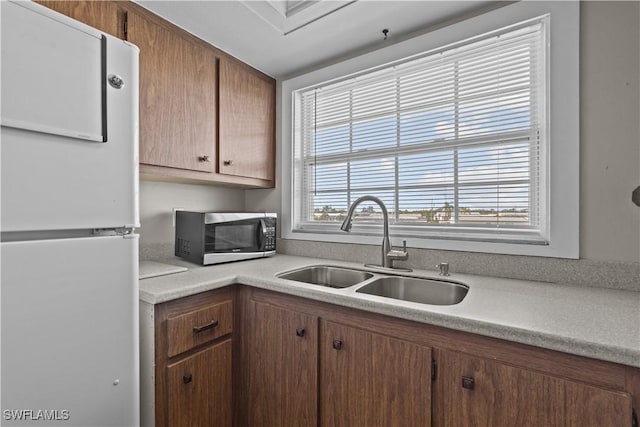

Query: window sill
left=283, top=228, right=577, bottom=259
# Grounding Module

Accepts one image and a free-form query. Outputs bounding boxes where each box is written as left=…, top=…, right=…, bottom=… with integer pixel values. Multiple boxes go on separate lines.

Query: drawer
left=166, top=299, right=233, bottom=357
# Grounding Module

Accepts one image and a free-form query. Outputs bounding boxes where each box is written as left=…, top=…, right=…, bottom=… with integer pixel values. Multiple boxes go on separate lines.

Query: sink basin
left=277, top=265, right=374, bottom=289
left=356, top=276, right=468, bottom=305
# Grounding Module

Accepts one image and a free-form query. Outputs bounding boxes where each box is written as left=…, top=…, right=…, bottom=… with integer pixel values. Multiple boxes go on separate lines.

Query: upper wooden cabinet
left=128, top=6, right=275, bottom=187
left=34, top=1, right=124, bottom=38
left=126, top=9, right=217, bottom=174
left=36, top=0, right=276, bottom=189
left=219, top=58, right=275, bottom=182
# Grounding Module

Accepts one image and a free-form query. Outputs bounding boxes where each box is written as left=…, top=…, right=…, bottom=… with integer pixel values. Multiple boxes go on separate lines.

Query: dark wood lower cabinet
left=246, top=301, right=318, bottom=427
left=320, top=320, right=432, bottom=427
left=434, top=349, right=633, bottom=427
left=142, top=287, right=637, bottom=427
left=167, top=340, right=232, bottom=427
left=240, top=289, right=638, bottom=427
left=243, top=299, right=432, bottom=427
left=139, top=287, right=236, bottom=427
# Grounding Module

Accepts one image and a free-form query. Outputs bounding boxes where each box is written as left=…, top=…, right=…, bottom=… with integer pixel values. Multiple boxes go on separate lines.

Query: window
left=282, top=1, right=579, bottom=258
left=293, top=18, right=547, bottom=244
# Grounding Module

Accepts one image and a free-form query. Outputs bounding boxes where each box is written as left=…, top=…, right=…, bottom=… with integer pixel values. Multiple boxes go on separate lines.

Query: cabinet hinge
left=632, top=409, right=638, bottom=427
left=431, top=359, right=437, bottom=381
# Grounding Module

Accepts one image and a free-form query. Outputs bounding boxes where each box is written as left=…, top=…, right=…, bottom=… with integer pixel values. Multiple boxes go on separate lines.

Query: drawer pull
left=332, top=340, right=343, bottom=350
left=193, top=320, right=219, bottom=333
left=183, top=373, right=193, bottom=384
left=462, top=376, right=475, bottom=390
left=296, top=328, right=306, bottom=337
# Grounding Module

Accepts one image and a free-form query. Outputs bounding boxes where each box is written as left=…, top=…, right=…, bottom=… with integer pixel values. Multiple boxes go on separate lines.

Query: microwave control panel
left=264, top=217, right=277, bottom=251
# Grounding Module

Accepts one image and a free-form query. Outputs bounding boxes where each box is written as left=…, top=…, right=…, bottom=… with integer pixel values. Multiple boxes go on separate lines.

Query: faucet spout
left=339, top=217, right=352, bottom=232
left=340, top=195, right=396, bottom=269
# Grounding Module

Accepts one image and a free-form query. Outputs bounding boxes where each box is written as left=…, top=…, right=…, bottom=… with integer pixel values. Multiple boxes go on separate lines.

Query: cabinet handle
left=461, top=376, right=475, bottom=390
left=198, top=155, right=211, bottom=162
left=183, top=373, right=193, bottom=384
left=296, top=327, right=306, bottom=337
left=332, top=340, right=343, bottom=350
left=193, top=319, right=219, bottom=333
left=223, top=160, right=233, bottom=166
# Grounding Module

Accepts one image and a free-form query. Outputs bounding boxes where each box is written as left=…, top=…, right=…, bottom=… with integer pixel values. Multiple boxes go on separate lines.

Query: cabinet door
left=128, top=11, right=217, bottom=173
left=321, top=320, right=432, bottom=427
left=219, top=58, right=275, bottom=181
left=247, top=301, right=318, bottom=427
left=166, top=340, right=232, bottom=427
left=434, top=349, right=633, bottom=427
left=35, top=1, right=122, bottom=38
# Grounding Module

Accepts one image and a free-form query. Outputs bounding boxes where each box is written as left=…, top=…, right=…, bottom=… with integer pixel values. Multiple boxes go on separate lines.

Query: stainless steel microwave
left=175, top=212, right=276, bottom=265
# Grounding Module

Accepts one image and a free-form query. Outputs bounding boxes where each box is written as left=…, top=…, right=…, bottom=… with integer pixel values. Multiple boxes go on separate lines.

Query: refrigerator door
left=1, top=235, right=139, bottom=426
left=1, top=1, right=139, bottom=232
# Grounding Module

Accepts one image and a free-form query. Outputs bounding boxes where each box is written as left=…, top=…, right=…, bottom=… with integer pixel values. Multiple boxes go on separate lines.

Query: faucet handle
left=388, top=240, right=409, bottom=260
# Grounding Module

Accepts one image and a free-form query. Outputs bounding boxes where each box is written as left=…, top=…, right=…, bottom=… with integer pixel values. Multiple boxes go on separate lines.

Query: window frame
left=281, top=0, right=579, bottom=259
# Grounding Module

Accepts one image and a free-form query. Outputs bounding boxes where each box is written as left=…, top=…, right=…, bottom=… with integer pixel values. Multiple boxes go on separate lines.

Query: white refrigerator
left=1, top=1, right=140, bottom=425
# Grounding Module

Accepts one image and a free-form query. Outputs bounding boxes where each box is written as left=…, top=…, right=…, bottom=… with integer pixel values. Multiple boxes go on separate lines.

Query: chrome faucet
left=340, top=195, right=411, bottom=271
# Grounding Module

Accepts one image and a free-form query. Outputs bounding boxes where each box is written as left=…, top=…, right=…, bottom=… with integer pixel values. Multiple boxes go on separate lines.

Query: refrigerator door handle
left=93, top=227, right=135, bottom=236
left=101, top=35, right=107, bottom=143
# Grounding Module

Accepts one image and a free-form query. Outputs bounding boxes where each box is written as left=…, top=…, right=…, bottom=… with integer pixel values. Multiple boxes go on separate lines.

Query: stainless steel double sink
left=276, top=265, right=468, bottom=306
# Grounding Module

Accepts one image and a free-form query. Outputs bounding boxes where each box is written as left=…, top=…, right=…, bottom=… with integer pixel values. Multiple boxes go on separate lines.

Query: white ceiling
left=136, top=1, right=496, bottom=79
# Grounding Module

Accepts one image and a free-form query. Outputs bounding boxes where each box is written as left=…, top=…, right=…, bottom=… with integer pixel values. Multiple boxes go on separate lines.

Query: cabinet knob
left=183, top=373, right=193, bottom=384
left=296, top=327, right=306, bottom=337
left=223, top=160, right=233, bottom=166
left=461, top=376, right=475, bottom=390
left=332, top=340, right=343, bottom=350
left=198, top=155, right=211, bottom=162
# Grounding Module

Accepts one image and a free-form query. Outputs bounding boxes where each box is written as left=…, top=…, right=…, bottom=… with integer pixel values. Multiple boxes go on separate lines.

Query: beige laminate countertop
left=139, top=254, right=640, bottom=368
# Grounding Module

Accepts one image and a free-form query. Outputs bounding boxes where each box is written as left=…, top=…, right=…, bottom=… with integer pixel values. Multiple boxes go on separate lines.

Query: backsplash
left=141, top=236, right=639, bottom=292
left=138, top=180, right=245, bottom=251
left=277, top=239, right=640, bottom=292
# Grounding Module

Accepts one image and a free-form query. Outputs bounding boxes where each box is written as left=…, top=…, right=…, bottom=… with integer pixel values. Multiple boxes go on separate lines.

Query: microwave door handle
left=257, top=219, right=266, bottom=250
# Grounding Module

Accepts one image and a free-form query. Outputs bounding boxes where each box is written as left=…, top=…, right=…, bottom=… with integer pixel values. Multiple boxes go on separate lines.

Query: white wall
left=246, top=0, right=640, bottom=264
left=580, top=1, right=640, bottom=263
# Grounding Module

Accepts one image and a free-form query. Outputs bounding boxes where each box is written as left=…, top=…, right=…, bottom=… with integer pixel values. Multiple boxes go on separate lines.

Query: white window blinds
left=293, top=17, right=548, bottom=243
